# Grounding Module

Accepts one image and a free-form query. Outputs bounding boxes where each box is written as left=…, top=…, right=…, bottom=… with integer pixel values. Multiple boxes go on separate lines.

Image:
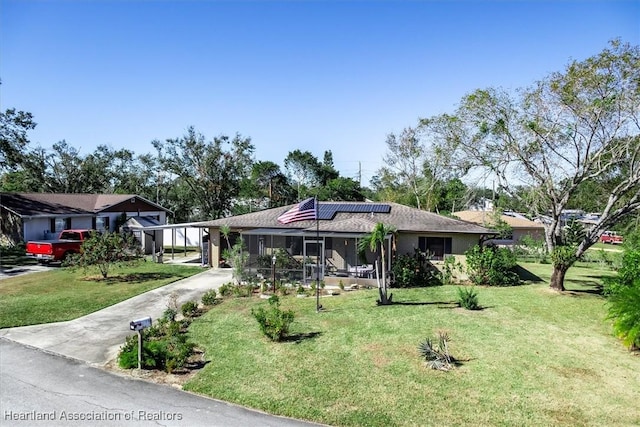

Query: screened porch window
left=285, top=236, right=303, bottom=256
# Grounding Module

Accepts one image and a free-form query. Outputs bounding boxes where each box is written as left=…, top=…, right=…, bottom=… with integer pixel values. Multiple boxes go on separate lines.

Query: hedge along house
left=198, top=201, right=493, bottom=286
left=0, top=193, right=171, bottom=254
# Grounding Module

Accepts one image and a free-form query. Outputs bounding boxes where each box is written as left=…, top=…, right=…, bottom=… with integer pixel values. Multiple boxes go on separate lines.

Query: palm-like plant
left=418, top=332, right=455, bottom=371
left=358, top=222, right=396, bottom=305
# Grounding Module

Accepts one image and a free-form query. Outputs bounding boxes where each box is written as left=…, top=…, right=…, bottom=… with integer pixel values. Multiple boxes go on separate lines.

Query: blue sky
left=2, top=0, right=639, bottom=186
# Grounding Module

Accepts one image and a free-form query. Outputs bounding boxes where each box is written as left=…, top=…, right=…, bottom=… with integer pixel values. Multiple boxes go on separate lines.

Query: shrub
left=251, top=295, right=294, bottom=341
left=201, top=289, right=218, bottom=306
left=392, top=249, right=440, bottom=288
left=118, top=293, right=197, bottom=372
left=605, top=247, right=640, bottom=349
left=118, top=325, right=196, bottom=372
left=465, top=245, right=521, bottom=286
left=603, top=250, right=640, bottom=296
left=231, top=284, right=253, bottom=297
left=117, top=334, right=142, bottom=369
left=439, top=256, right=462, bottom=286
left=162, top=308, right=177, bottom=323
left=164, top=334, right=196, bottom=373
left=607, top=284, right=640, bottom=350
left=118, top=334, right=168, bottom=370
left=278, top=283, right=290, bottom=296
left=418, top=332, right=456, bottom=371
left=218, top=282, right=234, bottom=297
left=457, top=287, right=480, bottom=310
left=181, top=300, right=199, bottom=318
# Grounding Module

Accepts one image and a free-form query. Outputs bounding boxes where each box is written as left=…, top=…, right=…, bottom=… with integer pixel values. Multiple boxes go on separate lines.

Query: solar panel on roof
left=316, top=203, right=391, bottom=220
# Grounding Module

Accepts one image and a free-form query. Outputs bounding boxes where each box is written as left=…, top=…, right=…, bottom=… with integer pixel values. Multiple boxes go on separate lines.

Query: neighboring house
left=198, top=201, right=493, bottom=284
left=453, top=210, right=545, bottom=245
left=0, top=193, right=170, bottom=253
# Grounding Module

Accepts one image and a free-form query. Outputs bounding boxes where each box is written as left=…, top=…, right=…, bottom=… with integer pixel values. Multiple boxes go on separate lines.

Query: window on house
left=418, top=237, right=452, bottom=260
left=96, top=216, right=110, bottom=231
left=53, top=218, right=71, bottom=232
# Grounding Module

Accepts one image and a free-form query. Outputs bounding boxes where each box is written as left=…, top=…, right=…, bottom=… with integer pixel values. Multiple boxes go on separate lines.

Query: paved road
left=1, top=338, right=322, bottom=427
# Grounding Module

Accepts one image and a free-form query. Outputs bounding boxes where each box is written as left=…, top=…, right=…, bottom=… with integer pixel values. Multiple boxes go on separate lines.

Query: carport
left=123, top=221, right=210, bottom=264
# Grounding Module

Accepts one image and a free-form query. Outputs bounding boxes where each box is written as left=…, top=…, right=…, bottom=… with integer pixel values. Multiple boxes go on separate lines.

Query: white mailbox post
left=129, top=316, right=152, bottom=369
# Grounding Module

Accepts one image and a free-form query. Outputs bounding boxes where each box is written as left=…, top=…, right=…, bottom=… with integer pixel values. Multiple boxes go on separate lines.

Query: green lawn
left=0, top=262, right=202, bottom=328
left=184, top=262, right=639, bottom=427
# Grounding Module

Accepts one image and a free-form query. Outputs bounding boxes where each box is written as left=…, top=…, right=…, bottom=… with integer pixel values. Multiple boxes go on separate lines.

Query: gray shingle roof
left=1, top=193, right=169, bottom=217
left=201, top=201, right=492, bottom=235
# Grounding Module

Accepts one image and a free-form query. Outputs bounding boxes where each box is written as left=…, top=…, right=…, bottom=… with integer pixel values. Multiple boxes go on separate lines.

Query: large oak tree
left=153, top=127, right=255, bottom=221
left=420, top=40, right=640, bottom=291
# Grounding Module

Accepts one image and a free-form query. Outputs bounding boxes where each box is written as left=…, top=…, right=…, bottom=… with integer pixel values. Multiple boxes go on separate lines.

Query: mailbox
left=129, top=316, right=152, bottom=331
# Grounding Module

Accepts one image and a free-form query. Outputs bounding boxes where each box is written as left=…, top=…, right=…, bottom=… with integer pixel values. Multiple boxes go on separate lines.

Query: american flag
left=277, top=197, right=317, bottom=224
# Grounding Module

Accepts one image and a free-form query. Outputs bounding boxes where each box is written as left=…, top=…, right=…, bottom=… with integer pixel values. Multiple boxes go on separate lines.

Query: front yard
left=0, top=262, right=202, bottom=328
left=1, top=256, right=637, bottom=426
left=182, top=262, right=639, bottom=427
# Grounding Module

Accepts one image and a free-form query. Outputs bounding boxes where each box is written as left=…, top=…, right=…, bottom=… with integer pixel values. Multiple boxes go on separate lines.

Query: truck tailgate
left=26, top=241, right=54, bottom=255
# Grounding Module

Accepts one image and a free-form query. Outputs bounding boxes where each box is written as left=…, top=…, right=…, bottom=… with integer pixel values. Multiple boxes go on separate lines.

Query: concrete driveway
left=0, top=268, right=233, bottom=366
left=0, top=263, right=56, bottom=280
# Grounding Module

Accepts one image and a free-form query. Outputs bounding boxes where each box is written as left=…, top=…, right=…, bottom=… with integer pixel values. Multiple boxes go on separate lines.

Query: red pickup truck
left=600, top=231, right=624, bottom=245
left=26, top=229, right=94, bottom=264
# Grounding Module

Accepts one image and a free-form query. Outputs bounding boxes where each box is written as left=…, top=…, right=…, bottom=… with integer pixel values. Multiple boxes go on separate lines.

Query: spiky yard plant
left=457, top=287, right=481, bottom=310
left=418, top=332, right=456, bottom=371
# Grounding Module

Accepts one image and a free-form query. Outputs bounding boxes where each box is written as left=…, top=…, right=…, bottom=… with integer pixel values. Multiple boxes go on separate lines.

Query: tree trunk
left=377, top=252, right=393, bottom=305
left=550, top=265, right=567, bottom=292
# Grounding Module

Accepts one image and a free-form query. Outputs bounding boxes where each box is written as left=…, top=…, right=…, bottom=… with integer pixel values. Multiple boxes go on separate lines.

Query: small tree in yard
left=358, top=222, right=396, bottom=305
left=66, top=231, right=142, bottom=279
left=223, top=240, right=249, bottom=285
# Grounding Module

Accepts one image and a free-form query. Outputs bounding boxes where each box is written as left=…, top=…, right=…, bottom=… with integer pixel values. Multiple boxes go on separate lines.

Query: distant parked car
left=25, top=229, right=95, bottom=264
left=600, top=231, right=624, bottom=245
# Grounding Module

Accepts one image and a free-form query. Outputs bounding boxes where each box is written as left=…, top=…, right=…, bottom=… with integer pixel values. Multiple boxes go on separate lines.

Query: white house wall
left=71, top=217, right=93, bottom=230
left=22, top=211, right=167, bottom=242
left=23, top=218, right=51, bottom=241
left=163, top=226, right=202, bottom=247
left=23, top=216, right=94, bottom=241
